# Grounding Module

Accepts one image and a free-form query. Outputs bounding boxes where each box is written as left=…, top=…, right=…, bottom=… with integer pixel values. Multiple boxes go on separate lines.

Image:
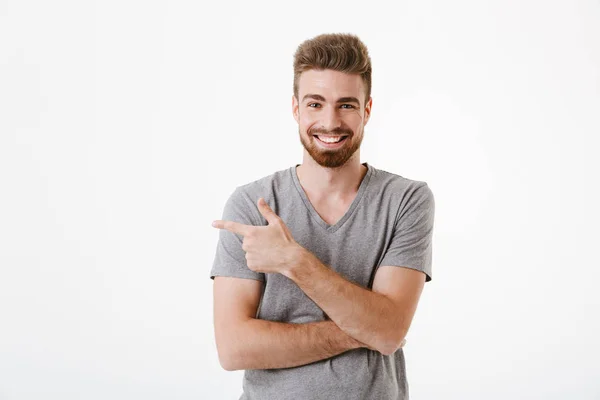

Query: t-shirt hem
left=210, top=272, right=265, bottom=282
left=377, top=264, right=432, bottom=282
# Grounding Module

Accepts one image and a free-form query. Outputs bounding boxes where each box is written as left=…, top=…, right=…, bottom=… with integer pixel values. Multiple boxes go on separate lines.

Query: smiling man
left=210, top=33, right=435, bottom=400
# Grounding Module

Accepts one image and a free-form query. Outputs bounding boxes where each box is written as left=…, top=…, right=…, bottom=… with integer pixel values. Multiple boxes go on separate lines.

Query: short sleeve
left=379, top=183, right=435, bottom=282
left=210, top=187, right=266, bottom=282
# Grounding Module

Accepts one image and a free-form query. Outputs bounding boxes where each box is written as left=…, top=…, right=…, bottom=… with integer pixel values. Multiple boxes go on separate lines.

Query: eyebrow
left=302, top=94, right=361, bottom=106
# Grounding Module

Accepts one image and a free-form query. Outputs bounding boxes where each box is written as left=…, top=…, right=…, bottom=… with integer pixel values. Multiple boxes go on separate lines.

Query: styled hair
left=293, top=33, right=372, bottom=105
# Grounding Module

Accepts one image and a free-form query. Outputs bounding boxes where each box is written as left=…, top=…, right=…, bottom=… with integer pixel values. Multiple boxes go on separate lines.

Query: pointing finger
left=212, top=220, right=253, bottom=236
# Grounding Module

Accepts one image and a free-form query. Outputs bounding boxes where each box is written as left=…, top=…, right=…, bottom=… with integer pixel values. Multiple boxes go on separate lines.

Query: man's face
left=292, top=69, right=372, bottom=169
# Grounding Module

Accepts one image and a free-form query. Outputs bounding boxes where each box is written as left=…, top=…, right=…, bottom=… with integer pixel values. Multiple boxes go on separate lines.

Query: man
left=210, top=32, right=435, bottom=400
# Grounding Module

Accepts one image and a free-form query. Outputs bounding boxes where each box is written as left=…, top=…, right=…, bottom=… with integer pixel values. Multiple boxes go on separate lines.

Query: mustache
left=309, top=127, right=353, bottom=136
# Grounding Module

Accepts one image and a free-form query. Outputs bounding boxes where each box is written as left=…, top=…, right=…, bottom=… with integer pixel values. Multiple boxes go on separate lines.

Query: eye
left=341, top=104, right=355, bottom=109
left=308, top=103, right=321, bottom=108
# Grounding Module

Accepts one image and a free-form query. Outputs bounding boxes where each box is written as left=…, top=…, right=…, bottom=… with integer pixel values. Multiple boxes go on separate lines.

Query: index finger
left=212, top=219, right=253, bottom=236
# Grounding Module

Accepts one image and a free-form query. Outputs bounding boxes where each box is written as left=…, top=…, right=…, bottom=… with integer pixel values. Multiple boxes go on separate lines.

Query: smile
left=313, top=135, right=349, bottom=147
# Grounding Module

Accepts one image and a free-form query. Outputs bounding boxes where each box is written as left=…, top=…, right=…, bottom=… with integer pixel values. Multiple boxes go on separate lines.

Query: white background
left=1, top=0, right=599, bottom=399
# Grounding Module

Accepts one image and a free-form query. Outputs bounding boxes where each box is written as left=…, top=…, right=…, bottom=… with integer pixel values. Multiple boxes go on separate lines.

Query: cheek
left=299, top=115, right=316, bottom=133
left=348, top=115, right=364, bottom=130
left=299, top=112, right=314, bottom=125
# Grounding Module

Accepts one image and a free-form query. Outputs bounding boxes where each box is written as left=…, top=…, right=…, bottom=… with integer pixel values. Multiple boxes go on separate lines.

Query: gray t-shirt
left=210, top=162, right=435, bottom=400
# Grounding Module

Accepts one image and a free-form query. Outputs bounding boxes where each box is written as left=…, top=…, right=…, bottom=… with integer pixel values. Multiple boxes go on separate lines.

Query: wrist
left=324, top=319, right=363, bottom=351
left=348, top=336, right=366, bottom=350
left=282, top=244, right=310, bottom=279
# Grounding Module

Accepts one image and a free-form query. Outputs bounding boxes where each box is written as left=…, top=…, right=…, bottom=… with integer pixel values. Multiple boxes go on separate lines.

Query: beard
left=298, top=125, right=364, bottom=169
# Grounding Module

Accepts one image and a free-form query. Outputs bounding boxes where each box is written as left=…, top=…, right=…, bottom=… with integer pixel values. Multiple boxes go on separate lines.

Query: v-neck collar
left=290, top=162, right=373, bottom=233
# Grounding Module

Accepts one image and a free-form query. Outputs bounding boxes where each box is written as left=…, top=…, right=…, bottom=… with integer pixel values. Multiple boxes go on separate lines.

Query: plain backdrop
left=1, top=0, right=599, bottom=399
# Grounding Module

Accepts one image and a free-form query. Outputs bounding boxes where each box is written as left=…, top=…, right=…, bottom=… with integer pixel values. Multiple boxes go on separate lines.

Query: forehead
left=298, top=69, right=364, bottom=100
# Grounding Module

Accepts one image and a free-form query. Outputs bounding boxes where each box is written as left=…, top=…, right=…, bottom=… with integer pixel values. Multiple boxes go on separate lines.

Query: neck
left=296, top=157, right=368, bottom=200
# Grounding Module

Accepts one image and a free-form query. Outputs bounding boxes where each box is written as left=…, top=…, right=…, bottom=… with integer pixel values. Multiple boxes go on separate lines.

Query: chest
left=314, top=206, right=348, bottom=226
left=310, top=199, right=355, bottom=226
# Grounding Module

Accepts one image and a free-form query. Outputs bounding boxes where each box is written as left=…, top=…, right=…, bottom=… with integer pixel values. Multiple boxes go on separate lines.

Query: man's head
left=292, top=33, right=373, bottom=169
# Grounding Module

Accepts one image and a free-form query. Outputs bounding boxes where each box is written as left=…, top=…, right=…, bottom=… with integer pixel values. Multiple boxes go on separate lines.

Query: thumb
left=257, top=197, right=279, bottom=224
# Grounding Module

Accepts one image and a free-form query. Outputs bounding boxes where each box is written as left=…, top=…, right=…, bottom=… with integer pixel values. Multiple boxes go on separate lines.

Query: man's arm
left=213, top=276, right=365, bottom=371
left=281, top=183, right=434, bottom=356
left=282, top=254, right=426, bottom=356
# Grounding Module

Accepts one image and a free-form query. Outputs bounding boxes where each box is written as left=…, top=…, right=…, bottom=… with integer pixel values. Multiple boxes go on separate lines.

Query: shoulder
left=235, top=165, right=293, bottom=201
left=369, top=166, right=434, bottom=232
left=370, top=164, right=433, bottom=203
left=228, top=165, right=295, bottom=224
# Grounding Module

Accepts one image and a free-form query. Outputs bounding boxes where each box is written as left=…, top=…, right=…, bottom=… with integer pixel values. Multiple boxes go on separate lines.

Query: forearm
left=223, top=318, right=363, bottom=371
left=283, top=249, right=401, bottom=355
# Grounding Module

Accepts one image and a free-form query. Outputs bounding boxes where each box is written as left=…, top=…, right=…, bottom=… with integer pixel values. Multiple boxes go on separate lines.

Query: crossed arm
left=213, top=248, right=425, bottom=371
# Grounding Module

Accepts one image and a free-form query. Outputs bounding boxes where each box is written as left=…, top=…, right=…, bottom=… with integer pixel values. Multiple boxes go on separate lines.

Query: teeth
left=317, top=136, right=344, bottom=143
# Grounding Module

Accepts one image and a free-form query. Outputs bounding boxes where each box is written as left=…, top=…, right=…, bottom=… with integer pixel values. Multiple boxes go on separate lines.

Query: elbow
left=215, top=319, right=251, bottom=371
left=216, top=335, right=242, bottom=371
left=219, top=355, right=238, bottom=372
left=217, top=345, right=242, bottom=371
left=378, top=329, right=407, bottom=356
left=378, top=342, right=398, bottom=356
left=219, top=360, right=240, bottom=371
left=379, top=343, right=400, bottom=356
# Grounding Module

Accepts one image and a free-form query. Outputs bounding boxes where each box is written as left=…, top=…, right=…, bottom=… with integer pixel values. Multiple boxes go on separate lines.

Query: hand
left=212, top=197, right=302, bottom=275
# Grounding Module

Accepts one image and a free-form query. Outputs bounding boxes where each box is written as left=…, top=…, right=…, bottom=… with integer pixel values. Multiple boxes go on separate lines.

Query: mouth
left=313, top=135, right=349, bottom=148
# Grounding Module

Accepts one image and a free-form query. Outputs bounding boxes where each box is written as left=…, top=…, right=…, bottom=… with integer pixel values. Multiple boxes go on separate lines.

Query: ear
left=292, top=94, right=299, bottom=123
left=363, top=96, right=373, bottom=126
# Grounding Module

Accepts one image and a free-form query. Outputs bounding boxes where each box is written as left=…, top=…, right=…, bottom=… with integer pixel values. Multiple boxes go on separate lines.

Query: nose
left=321, top=105, right=342, bottom=131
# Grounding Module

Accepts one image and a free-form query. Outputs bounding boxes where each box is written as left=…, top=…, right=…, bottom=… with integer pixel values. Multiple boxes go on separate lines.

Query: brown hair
left=293, top=33, right=372, bottom=105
